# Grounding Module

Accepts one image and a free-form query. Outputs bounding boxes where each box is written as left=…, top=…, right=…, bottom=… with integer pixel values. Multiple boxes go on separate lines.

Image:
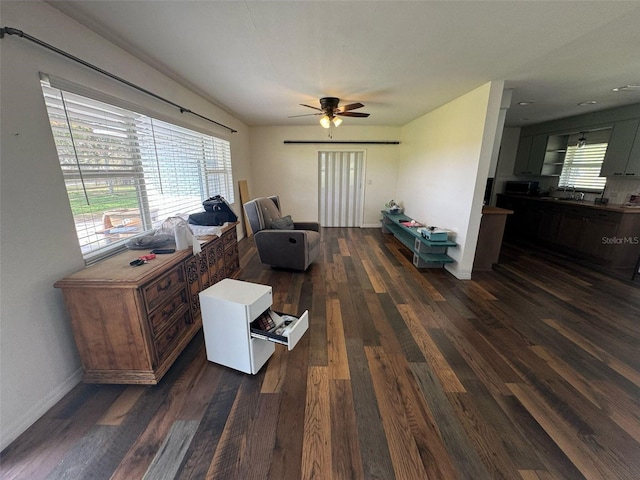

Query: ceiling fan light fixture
left=320, top=115, right=331, bottom=128
left=294, top=97, right=369, bottom=129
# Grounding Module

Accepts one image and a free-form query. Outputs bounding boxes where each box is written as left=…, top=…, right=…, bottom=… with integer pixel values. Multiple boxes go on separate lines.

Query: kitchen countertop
left=482, top=206, right=514, bottom=215
left=498, top=194, right=640, bottom=214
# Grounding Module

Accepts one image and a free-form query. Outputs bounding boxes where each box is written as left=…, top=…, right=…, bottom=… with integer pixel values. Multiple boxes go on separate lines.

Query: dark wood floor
left=2, top=227, right=640, bottom=480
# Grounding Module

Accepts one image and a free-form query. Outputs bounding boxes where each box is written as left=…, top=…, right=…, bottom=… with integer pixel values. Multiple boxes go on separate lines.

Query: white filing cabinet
left=199, top=278, right=309, bottom=374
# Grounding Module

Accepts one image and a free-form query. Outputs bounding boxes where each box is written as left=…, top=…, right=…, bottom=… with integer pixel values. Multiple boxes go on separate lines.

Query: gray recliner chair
left=243, top=196, right=320, bottom=271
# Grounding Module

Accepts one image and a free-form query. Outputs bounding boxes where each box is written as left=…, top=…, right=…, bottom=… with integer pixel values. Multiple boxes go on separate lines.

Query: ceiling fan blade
left=338, top=111, right=370, bottom=118
left=288, top=112, right=323, bottom=118
left=300, top=103, right=323, bottom=111
left=340, top=102, right=365, bottom=112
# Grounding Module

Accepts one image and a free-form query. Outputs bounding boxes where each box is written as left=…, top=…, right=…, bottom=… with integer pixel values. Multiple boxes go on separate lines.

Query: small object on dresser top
left=151, top=248, right=176, bottom=254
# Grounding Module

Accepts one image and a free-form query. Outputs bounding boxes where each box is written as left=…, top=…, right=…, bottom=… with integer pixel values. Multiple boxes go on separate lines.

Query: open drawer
left=250, top=309, right=309, bottom=351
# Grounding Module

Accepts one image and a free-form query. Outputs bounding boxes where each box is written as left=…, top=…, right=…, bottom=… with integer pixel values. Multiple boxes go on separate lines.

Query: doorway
left=318, top=150, right=365, bottom=227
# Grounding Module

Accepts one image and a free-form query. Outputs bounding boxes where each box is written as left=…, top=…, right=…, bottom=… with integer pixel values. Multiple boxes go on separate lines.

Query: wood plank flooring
left=2, top=227, right=639, bottom=479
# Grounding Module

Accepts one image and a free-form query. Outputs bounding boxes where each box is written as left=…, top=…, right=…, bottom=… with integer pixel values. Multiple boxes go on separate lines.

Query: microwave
left=504, top=181, right=539, bottom=195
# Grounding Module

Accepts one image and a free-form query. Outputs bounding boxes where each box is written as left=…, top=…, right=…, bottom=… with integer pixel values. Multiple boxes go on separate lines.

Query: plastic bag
left=159, top=217, right=201, bottom=255
left=125, top=233, right=175, bottom=250
left=126, top=217, right=202, bottom=255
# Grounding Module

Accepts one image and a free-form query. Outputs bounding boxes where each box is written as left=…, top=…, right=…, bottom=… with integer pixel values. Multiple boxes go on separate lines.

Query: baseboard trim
left=446, top=264, right=472, bottom=280
left=1, top=367, right=83, bottom=451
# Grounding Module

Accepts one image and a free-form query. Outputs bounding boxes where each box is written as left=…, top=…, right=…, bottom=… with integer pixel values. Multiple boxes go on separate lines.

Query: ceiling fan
left=289, top=97, right=370, bottom=128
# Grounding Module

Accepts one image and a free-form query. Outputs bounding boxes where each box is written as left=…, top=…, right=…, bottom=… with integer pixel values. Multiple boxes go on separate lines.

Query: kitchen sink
left=541, top=197, right=576, bottom=201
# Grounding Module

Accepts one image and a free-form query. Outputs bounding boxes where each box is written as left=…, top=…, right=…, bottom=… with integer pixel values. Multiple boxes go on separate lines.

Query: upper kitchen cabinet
left=600, top=119, right=640, bottom=177
left=514, top=133, right=568, bottom=176
left=628, top=123, right=640, bottom=176
left=514, top=135, right=533, bottom=175
left=516, top=102, right=640, bottom=179
left=541, top=133, right=570, bottom=176
left=514, top=134, right=548, bottom=175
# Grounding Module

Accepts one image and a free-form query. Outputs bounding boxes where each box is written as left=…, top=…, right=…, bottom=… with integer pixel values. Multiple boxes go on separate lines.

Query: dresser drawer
left=225, top=248, right=239, bottom=275
left=223, top=228, right=237, bottom=247
left=148, top=288, right=190, bottom=336
left=155, top=308, right=192, bottom=362
left=143, top=264, right=186, bottom=313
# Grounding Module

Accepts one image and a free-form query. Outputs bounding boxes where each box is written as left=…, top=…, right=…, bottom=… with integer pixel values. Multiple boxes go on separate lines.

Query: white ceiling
left=48, top=1, right=640, bottom=128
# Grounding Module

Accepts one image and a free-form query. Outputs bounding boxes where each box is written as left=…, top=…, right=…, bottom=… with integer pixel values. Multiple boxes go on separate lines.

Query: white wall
left=398, top=82, right=505, bottom=279
left=0, top=0, right=250, bottom=450
left=249, top=126, right=401, bottom=227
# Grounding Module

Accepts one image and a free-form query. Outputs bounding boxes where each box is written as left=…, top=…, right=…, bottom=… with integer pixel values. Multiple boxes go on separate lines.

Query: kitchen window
left=41, top=77, right=234, bottom=264
left=558, top=129, right=610, bottom=192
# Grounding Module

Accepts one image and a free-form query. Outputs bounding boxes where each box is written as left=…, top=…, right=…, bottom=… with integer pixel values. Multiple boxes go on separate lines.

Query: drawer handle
left=158, top=279, right=173, bottom=291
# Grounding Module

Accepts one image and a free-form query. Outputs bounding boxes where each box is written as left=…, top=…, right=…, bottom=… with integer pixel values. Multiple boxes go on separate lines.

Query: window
left=41, top=78, right=234, bottom=263
left=558, top=129, right=610, bottom=192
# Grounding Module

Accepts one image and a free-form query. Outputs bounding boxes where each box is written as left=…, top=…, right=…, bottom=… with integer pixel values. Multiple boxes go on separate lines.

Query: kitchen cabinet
left=556, top=207, right=620, bottom=263
left=625, top=122, right=640, bottom=176
left=581, top=209, right=621, bottom=260
left=514, top=133, right=566, bottom=176
left=541, top=134, right=569, bottom=176
left=514, top=134, right=548, bottom=175
left=199, top=279, right=308, bottom=374
left=497, top=195, right=640, bottom=277
left=496, top=195, right=531, bottom=241
left=536, top=202, right=563, bottom=243
left=513, top=135, right=533, bottom=175
left=55, top=223, right=240, bottom=384
left=600, top=119, right=640, bottom=177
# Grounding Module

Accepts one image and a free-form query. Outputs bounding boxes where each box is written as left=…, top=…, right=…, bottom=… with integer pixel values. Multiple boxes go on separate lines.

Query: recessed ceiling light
left=578, top=101, right=597, bottom=106
left=612, top=84, right=640, bottom=92
left=518, top=101, right=534, bottom=106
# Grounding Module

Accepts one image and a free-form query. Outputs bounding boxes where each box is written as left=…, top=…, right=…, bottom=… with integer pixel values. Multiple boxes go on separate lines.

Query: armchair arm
left=293, top=222, right=320, bottom=232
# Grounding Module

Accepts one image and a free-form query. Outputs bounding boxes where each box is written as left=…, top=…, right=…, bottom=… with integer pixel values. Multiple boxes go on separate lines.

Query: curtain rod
left=284, top=140, right=400, bottom=144
left=0, top=26, right=237, bottom=134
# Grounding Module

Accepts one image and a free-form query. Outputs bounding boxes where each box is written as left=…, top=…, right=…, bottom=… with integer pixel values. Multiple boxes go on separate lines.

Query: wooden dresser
left=55, top=223, right=239, bottom=384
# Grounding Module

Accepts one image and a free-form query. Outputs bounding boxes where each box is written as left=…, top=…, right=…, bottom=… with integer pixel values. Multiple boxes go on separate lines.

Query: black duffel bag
left=188, top=211, right=229, bottom=226
left=188, top=195, right=238, bottom=226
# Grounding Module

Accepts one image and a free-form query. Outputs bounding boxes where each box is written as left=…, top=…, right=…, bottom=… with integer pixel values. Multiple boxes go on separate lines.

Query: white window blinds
left=558, top=130, right=610, bottom=192
left=41, top=79, right=234, bottom=263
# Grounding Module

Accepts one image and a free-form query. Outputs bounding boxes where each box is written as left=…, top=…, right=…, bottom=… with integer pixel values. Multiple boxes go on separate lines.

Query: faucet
left=565, top=186, right=584, bottom=201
